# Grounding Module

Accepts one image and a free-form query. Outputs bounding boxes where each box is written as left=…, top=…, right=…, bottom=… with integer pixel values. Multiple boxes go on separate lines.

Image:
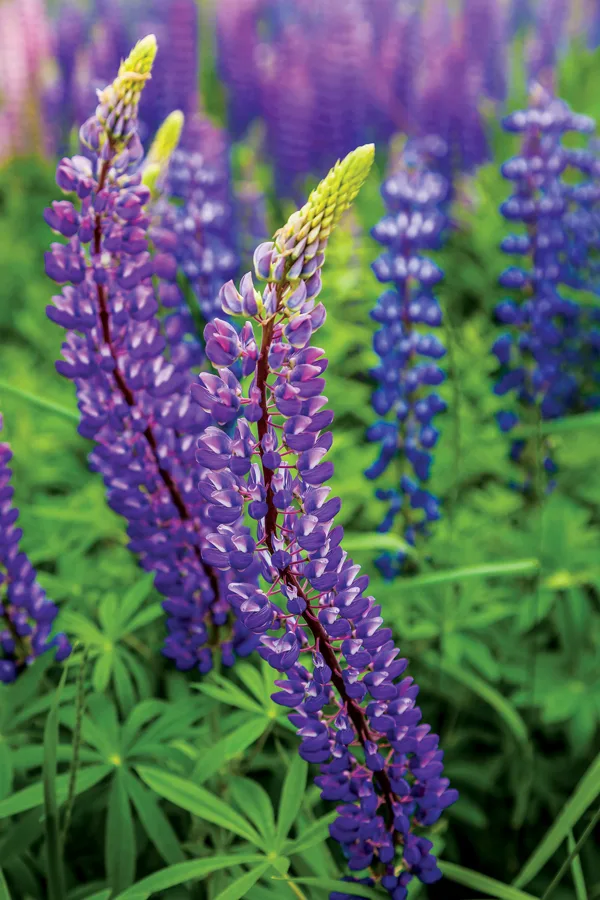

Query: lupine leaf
left=440, top=862, right=539, bottom=899
left=382, top=558, right=540, bottom=591
left=105, top=767, right=136, bottom=892
left=271, top=876, right=382, bottom=899
left=0, top=765, right=111, bottom=819
left=513, top=751, right=600, bottom=888
left=191, top=717, right=269, bottom=783
left=275, top=755, right=308, bottom=845
left=0, top=870, right=11, bottom=900
left=283, top=811, right=337, bottom=855
left=124, top=771, right=184, bottom=866
left=229, top=777, right=276, bottom=843
left=113, top=854, right=266, bottom=899
left=43, top=660, right=70, bottom=900
left=136, top=766, right=262, bottom=845
left=213, top=862, right=271, bottom=900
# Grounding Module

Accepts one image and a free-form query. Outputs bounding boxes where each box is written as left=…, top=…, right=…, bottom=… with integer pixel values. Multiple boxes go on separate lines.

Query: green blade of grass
left=539, top=807, right=599, bottom=900
left=0, top=870, right=11, bottom=900
left=567, top=829, right=588, bottom=900
left=0, top=380, right=79, bottom=424
left=386, top=558, right=539, bottom=591
left=440, top=862, right=539, bottom=899
left=514, top=753, right=600, bottom=888
left=513, top=411, right=600, bottom=437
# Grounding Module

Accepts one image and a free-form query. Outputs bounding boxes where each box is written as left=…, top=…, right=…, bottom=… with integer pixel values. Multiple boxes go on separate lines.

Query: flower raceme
left=0, top=415, right=70, bottom=683
left=44, top=36, right=259, bottom=675
left=192, top=146, right=457, bottom=898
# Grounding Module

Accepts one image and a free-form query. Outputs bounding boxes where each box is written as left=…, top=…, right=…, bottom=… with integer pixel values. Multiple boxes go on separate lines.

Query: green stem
left=541, top=806, right=600, bottom=900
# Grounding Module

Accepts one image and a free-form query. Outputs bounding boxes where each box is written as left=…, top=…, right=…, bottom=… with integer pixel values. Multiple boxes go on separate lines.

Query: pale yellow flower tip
left=143, top=111, right=185, bottom=196
left=120, top=34, right=158, bottom=79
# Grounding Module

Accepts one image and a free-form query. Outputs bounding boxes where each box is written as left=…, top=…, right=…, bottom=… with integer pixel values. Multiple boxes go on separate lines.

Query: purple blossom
left=0, top=415, right=71, bottom=683
left=44, top=37, right=259, bottom=675
left=192, top=146, right=457, bottom=896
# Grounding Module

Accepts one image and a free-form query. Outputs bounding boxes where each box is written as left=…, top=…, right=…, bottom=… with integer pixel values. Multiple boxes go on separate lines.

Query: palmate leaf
left=213, top=862, right=272, bottom=900
left=513, top=750, right=600, bottom=888
left=272, top=876, right=382, bottom=899
left=191, top=717, right=270, bottom=783
left=229, top=777, right=276, bottom=844
left=0, top=765, right=111, bottom=819
left=43, top=658, right=71, bottom=900
left=113, top=854, right=267, bottom=899
left=123, top=771, right=184, bottom=866
left=136, top=766, right=262, bottom=846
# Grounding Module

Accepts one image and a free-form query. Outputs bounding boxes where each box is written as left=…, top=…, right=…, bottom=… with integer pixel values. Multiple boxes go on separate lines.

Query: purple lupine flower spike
left=366, top=139, right=448, bottom=580
left=193, top=146, right=457, bottom=898
left=0, top=414, right=71, bottom=683
left=44, top=36, right=259, bottom=675
left=493, top=82, right=595, bottom=491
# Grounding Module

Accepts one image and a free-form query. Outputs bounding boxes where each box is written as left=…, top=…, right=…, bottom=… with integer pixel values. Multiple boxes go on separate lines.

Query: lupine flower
left=44, top=36, right=258, bottom=674
left=193, top=145, right=457, bottom=898
left=150, top=118, right=239, bottom=370
left=0, top=415, right=71, bottom=684
left=366, top=140, right=448, bottom=580
left=493, top=83, right=595, bottom=489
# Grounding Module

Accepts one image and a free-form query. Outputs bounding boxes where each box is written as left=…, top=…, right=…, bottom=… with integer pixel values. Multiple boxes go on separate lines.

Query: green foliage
left=1, top=33, right=600, bottom=896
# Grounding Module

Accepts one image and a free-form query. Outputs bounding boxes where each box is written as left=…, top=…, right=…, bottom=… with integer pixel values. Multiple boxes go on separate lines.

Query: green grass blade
left=388, top=558, right=539, bottom=591
left=513, top=752, right=600, bottom=888
left=539, top=807, right=599, bottom=900
left=136, top=766, right=262, bottom=846
left=425, top=652, right=531, bottom=753
left=0, top=380, right=79, bottom=423
left=341, top=533, right=416, bottom=557
left=43, top=661, right=72, bottom=900
left=567, top=830, right=588, bottom=900
left=440, top=862, right=539, bottom=899
left=114, top=854, right=266, bottom=899
left=213, top=862, right=271, bottom=900
left=0, top=870, right=11, bottom=900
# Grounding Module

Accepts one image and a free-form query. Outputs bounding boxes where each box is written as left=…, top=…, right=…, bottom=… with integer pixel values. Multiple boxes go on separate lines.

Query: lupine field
left=1, top=1, right=600, bottom=899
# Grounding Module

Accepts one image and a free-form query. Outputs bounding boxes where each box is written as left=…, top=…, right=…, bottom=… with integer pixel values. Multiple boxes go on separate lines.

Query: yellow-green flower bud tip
left=275, top=143, right=375, bottom=262
left=143, top=110, right=184, bottom=196
left=96, top=34, right=158, bottom=144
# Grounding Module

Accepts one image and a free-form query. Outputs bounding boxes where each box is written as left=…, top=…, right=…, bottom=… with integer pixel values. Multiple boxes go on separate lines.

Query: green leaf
left=440, top=862, right=539, bottom=899
left=136, top=766, right=262, bottom=846
left=513, top=751, right=600, bottom=888
left=567, top=830, right=588, bottom=900
left=213, top=862, right=271, bottom=900
left=229, top=777, right=276, bottom=843
left=124, top=771, right=184, bottom=866
left=0, top=380, right=79, bottom=423
left=0, top=870, right=11, bottom=900
left=193, top=677, right=263, bottom=714
left=272, top=876, right=382, bottom=899
left=276, top=755, right=308, bottom=845
left=284, top=811, right=337, bottom=855
left=387, top=559, right=540, bottom=592
left=105, top=768, right=136, bottom=892
left=425, top=652, right=531, bottom=754
left=514, top=410, right=600, bottom=436
left=43, top=661, right=70, bottom=900
left=192, top=718, right=269, bottom=784
left=114, top=854, right=266, bottom=899
left=0, top=741, right=13, bottom=801
left=342, top=532, right=416, bottom=557
left=0, top=764, right=111, bottom=820
left=113, top=574, right=155, bottom=633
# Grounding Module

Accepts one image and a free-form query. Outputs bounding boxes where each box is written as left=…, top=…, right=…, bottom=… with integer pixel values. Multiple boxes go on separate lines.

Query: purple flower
left=0, top=415, right=71, bottom=682
left=193, top=147, right=457, bottom=896
left=44, top=37, right=259, bottom=675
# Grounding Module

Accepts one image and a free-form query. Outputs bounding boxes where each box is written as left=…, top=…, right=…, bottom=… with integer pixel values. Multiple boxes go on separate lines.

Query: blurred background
left=1, top=0, right=600, bottom=898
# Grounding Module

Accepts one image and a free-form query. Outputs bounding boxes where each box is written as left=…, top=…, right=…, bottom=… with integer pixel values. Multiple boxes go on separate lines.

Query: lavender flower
left=193, top=146, right=457, bottom=897
left=366, top=141, right=448, bottom=579
left=493, top=83, right=595, bottom=489
left=44, top=36, right=258, bottom=674
left=0, top=415, right=71, bottom=683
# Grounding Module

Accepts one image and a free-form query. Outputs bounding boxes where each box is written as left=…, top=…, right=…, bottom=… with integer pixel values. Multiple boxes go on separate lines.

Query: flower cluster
left=44, top=36, right=258, bottom=674
left=192, top=146, right=457, bottom=898
left=0, top=415, right=70, bottom=683
left=493, top=83, right=595, bottom=488
left=366, top=140, right=448, bottom=580
left=150, top=119, right=239, bottom=370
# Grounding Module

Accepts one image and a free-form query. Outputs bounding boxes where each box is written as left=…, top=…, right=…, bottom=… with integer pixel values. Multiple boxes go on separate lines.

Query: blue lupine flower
left=366, top=140, right=448, bottom=579
left=493, top=82, right=596, bottom=487
left=0, top=415, right=71, bottom=683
